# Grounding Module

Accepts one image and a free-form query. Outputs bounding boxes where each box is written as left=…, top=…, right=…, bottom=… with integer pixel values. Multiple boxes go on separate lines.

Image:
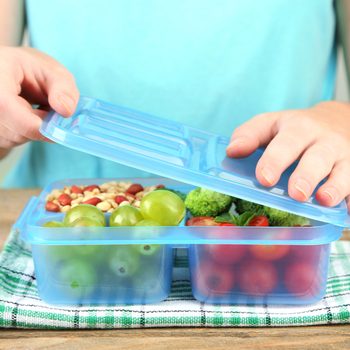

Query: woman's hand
left=0, top=46, right=79, bottom=151
left=227, top=101, right=350, bottom=209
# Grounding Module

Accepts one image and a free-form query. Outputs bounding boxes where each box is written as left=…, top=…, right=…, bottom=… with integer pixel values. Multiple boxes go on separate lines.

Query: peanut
left=58, top=193, right=72, bottom=206
left=96, top=201, right=111, bottom=211
left=83, top=197, right=102, bottom=206
left=61, top=205, right=71, bottom=212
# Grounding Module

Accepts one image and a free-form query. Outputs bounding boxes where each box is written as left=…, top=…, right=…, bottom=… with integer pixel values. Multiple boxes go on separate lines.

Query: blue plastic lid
left=40, top=96, right=350, bottom=227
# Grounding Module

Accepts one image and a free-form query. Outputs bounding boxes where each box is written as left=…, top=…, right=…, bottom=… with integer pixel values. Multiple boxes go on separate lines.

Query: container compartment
left=32, top=244, right=173, bottom=305
left=189, top=242, right=330, bottom=305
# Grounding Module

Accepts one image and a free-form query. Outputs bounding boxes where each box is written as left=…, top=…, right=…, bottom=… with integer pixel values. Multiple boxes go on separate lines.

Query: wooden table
left=0, top=189, right=349, bottom=350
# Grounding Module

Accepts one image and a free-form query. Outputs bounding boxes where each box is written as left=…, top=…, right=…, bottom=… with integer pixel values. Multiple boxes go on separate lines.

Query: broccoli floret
left=185, top=188, right=233, bottom=217
left=233, top=198, right=310, bottom=226
left=263, top=206, right=310, bottom=226
left=234, top=198, right=264, bottom=215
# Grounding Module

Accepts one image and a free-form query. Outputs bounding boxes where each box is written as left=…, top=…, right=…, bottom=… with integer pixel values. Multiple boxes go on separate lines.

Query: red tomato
left=206, top=244, right=247, bottom=264
left=250, top=245, right=290, bottom=261
left=186, top=216, right=218, bottom=226
left=238, top=260, right=278, bottom=295
left=194, top=261, right=235, bottom=294
left=248, top=215, right=269, bottom=226
left=218, top=222, right=236, bottom=226
left=288, top=245, right=321, bottom=264
left=284, top=262, right=317, bottom=296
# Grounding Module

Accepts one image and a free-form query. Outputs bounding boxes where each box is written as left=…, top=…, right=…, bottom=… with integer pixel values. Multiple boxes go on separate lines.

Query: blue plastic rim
left=40, top=96, right=350, bottom=227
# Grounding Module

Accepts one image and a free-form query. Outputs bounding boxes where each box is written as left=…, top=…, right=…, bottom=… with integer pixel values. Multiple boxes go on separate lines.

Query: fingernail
left=294, top=178, right=311, bottom=200
left=227, top=137, right=246, bottom=154
left=322, top=187, right=338, bottom=204
left=57, top=94, right=75, bottom=114
left=260, top=166, right=275, bottom=185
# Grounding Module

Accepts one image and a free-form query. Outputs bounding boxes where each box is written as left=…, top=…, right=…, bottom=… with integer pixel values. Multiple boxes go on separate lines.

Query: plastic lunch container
left=14, top=96, right=349, bottom=306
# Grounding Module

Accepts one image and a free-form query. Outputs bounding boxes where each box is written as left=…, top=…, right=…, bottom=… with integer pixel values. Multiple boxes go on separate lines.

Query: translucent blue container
left=16, top=178, right=182, bottom=306
left=15, top=177, right=342, bottom=306
left=14, top=96, right=348, bottom=305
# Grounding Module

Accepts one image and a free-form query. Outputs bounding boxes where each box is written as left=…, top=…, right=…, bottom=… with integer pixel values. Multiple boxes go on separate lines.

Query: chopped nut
left=61, top=205, right=71, bottom=212
left=104, top=193, right=116, bottom=199
left=52, top=189, right=62, bottom=198
left=96, top=201, right=111, bottom=211
left=119, top=200, right=130, bottom=207
left=46, top=194, right=54, bottom=202
left=63, top=188, right=71, bottom=195
left=92, top=188, right=100, bottom=195
left=71, top=197, right=83, bottom=205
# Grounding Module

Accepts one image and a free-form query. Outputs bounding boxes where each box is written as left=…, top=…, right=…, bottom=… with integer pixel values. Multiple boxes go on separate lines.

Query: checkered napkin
left=0, top=229, right=349, bottom=329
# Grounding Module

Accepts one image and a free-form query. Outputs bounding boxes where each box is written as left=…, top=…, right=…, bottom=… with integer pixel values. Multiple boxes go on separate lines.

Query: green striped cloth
left=0, top=229, right=349, bottom=329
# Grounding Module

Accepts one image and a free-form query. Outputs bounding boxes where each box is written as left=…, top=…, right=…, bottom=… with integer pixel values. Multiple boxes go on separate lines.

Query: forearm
left=0, top=0, right=25, bottom=160
left=0, top=0, right=25, bottom=46
left=336, top=0, right=350, bottom=93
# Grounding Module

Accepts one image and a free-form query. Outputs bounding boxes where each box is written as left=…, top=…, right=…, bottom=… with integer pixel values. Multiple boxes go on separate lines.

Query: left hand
left=226, top=101, right=350, bottom=209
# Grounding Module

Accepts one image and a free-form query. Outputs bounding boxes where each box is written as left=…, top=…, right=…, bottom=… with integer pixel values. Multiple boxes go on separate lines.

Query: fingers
left=315, top=160, right=350, bottom=207
left=45, top=66, right=80, bottom=117
left=226, top=112, right=280, bottom=158
left=0, top=47, right=80, bottom=153
left=346, top=196, right=350, bottom=213
left=0, top=123, right=28, bottom=148
left=5, top=47, right=80, bottom=117
left=0, top=94, right=48, bottom=141
left=255, top=129, right=314, bottom=187
left=288, top=142, right=337, bottom=201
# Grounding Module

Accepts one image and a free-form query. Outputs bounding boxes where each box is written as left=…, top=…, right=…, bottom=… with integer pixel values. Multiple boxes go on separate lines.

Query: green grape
left=67, top=217, right=105, bottom=227
left=132, top=244, right=160, bottom=256
left=133, top=219, right=161, bottom=256
left=109, top=246, right=140, bottom=277
left=47, top=245, right=75, bottom=264
left=42, top=221, right=64, bottom=228
left=65, top=217, right=104, bottom=257
left=109, top=205, right=143, bottom=226
left=63, top=204, right=106, bottom=226
left=58, top=259, right=97, bottom=297
left=140, top=190, right=185, bottom=226
left=132, top=265, right=163, bottom=292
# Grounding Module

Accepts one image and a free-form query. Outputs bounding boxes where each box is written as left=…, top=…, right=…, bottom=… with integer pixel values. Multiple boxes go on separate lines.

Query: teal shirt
left=3, top=0, right=336, bottom=188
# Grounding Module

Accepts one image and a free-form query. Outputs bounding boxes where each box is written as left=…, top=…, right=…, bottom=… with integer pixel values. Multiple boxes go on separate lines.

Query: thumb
left=226, top=112, right=280, bottom=158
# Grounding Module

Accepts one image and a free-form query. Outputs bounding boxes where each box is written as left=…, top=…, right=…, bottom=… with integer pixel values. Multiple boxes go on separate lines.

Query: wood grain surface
left=0, top=189, right=349, bottom=350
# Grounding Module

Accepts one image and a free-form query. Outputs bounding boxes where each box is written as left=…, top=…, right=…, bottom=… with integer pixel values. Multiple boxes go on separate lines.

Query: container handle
left=12, top=196, right=38, bottom=237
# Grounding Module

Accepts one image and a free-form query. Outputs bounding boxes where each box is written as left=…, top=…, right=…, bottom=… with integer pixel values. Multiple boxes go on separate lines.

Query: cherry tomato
left=288, top=245, right=321, bottom=264
left=238, top=259, right=278, bottom=295
left=205, top=244, right=247, bottom=264
left=248, top=215, right=269, bottom=226
left=186, top=216, right=218, bottom=226
left=218, top=222, right=236, bottom=226
left=194, top=260, right=235, bottom=294
left=250, top=245, right=290, bottom=261
left=284, top=262, right=317, bottom=296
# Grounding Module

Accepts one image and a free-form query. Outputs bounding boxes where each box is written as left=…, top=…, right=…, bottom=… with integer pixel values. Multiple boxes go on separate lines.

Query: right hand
left=0, top=46, right=79, bottom=150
